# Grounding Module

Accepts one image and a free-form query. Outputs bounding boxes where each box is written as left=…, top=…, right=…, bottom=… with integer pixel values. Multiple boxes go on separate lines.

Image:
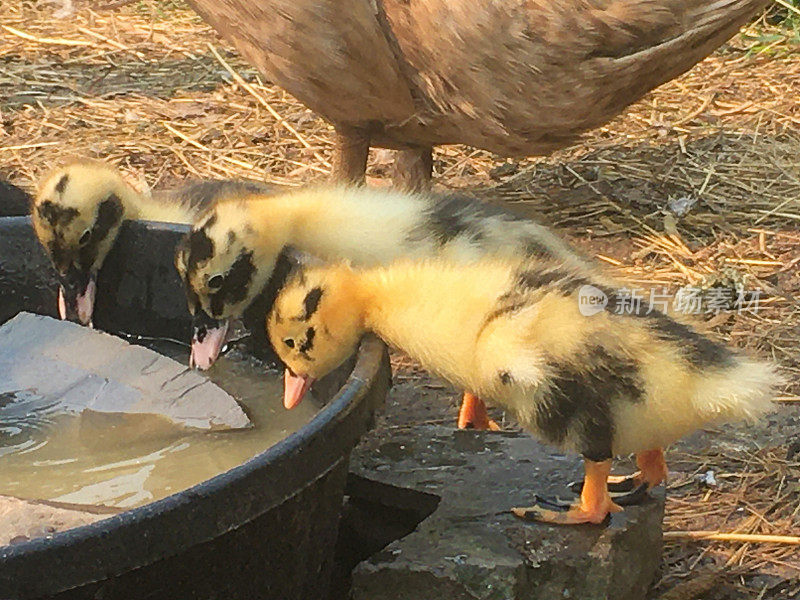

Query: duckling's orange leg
left=513, top=459, right=623, bottom=525
left=635, top=448, right=668, bottom=488
left=604, top=448, right=668, bottom=489
left=457, top=392, right=501, bottom=431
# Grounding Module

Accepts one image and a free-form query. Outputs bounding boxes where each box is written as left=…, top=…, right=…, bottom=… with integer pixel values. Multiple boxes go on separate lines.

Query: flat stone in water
left=0, top=495, right=119, bottom=547
left=0, top=312, right=250, bottom=430
left=350, top=426, right=665, bottom=600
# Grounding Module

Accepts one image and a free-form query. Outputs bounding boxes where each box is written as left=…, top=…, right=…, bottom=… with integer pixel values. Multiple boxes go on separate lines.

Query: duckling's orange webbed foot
left=513, top=460, right=623, bottom=525
left=457, top=392, right=501, bottom=431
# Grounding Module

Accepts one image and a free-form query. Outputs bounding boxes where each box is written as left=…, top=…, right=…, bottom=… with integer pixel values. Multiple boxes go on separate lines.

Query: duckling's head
left=33, top=161, right=134, bottom=325
left=268, top=265, right=365, bottom=409
left=175, top=200, right=285, bottom=370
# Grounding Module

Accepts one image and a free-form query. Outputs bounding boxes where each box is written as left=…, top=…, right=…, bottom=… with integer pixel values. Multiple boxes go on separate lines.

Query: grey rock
left=0, top=312, right=250, bottom=430
left=350, top=426, right=664, bottom=600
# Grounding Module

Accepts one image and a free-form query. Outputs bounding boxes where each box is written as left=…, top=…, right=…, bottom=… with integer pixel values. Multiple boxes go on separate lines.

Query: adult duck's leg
left=331, top=124, right=370, bottom=186
left=457, top=392, right=500, bottom=431
left=392, top=146, right=433, bottom=192
left=513, top=459, right=623, bottom=525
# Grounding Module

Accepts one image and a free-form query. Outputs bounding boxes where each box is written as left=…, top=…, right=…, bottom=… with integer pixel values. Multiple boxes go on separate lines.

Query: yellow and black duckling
left=267, top=258, right=779, bottom=525
left=33, top=159, right=270, bottom=326
left=174, top=184, right=594, bottom=427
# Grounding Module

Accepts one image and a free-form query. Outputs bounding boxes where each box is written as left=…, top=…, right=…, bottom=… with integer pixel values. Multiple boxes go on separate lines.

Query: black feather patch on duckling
left=54, top=174, right=69, bottom=195
left=178, top=180, right=273, bottom=212
left=36, top=200, right=79, bottom=228
left=523, top=238, right=556, bottom=258
left=515, top=267, right=591, bottom=296
left=77, top=195, right=123, bottom=269
left=299, top=326, right=316, bottom=356
left=480, top=265, right=592, bottom=332
left=209, top=249, right=256, bottom=317
left=494, top=262, right=735, bottom=375
left=598, top=288, right=735, bottom=370
left=185, top=227, right=215, bottom=272
left=644, top=312, right=734, bottom=370
left=423, top=194, right=484, bottom=244
left=411, top=193, right=529, bottom=246
left=301, top=287, right=324, bottom=320
left=537, top=347, right=645, bottom=463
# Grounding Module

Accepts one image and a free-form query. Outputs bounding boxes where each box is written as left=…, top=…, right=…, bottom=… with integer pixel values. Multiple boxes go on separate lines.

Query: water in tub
left=0, top=342, right=317, bottom=510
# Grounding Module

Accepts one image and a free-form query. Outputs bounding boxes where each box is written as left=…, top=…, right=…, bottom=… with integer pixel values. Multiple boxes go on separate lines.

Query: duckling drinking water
left=175, top=184, right=594, bottom=428
left=267, top=258, right=779, bottom=525
left=33, top=159, right=269, bottom=326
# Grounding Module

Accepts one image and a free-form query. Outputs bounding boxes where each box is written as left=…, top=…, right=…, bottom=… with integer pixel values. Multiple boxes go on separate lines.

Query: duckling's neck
left=122, top=185, right=198, bottom=224
left=354, top=262, right=511, bottom=391
left=249, top=186, right=428, bottom=265
left=245, top=192, right=302, bottom=252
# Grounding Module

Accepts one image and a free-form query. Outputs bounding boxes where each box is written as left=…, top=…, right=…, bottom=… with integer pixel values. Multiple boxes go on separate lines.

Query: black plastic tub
left=0, top=217, right=390, bottom=600
left=0, top=179, right=29, bottom=218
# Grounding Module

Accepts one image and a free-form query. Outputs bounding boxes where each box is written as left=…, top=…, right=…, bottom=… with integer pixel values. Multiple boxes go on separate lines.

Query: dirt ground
left=1, top=1, right=799, bottom=598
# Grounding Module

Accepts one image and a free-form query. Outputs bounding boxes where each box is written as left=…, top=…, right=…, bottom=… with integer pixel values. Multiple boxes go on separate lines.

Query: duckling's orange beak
left=284, top=369, right=314, bottom=409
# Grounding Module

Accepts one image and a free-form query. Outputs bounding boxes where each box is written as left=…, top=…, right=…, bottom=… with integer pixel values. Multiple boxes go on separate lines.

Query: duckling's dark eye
left=208, top=275, right=224, bottom=290
left=283, top=338, right=295, bottom=349
left=78, top=230, right=91, bottom=246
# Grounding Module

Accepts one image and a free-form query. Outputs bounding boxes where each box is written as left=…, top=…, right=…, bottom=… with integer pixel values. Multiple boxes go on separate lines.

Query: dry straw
left=1, top=1, right=798, bottom=596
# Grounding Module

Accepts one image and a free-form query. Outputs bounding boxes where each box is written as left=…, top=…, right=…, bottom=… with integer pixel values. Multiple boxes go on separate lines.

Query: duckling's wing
left=157, top=179, right=280, bottom=213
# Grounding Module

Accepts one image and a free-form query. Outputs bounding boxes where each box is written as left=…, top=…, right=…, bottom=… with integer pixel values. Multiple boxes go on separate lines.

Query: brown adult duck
left=186, top=0, right=769, bottom=188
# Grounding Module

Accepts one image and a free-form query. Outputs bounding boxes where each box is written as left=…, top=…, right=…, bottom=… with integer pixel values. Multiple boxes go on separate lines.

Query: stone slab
left=0, top=495, right=119, bottom=547
left=350, top=426, right=664, bottom=600
left=0, top=312, right=250, bottom=430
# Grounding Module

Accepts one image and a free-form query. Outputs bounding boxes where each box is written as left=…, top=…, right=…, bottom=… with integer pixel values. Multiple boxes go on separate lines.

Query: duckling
left=175, top=184, right=595, bottom=428
left=33, top=159, right=271, bottom=326
left=267, top=258, right=779, bottom=525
